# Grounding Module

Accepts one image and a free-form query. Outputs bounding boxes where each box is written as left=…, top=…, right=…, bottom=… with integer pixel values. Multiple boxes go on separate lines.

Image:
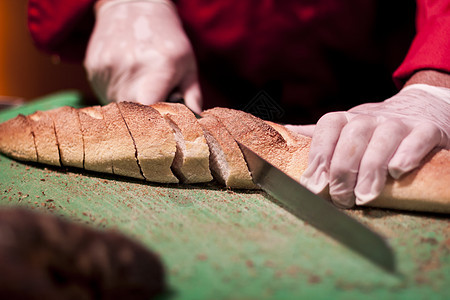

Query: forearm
left=392, top=0, right=450, bottom=87
left=405, top=70, right=450, bottom=89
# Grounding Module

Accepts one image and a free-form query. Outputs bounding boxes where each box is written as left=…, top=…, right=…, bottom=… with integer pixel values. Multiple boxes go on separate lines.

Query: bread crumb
left=196, top=254, right=208, bottom=261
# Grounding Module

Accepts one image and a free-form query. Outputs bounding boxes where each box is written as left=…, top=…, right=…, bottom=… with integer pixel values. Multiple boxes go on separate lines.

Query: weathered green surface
left=0, top=93, right=449, bottom=299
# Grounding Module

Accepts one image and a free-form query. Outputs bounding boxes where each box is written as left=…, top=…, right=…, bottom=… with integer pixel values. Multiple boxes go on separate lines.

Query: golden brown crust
left=28, top=111, right=60, bottom=166
left=368, top=148, right=450, bottom=213
left=264, top=121, right=310, bottom=147
left=0, top=114, right=37, bottom=162
left=102, top=103, right=144, bottom=180
left=264, top=120, right=311, bottom=178
left=48, top=106, right=84, bottom=169
left=199, top=115, right=256, bottom=189
left=117, top=102, right=178, bottom=183
left=78, top=106, right=113, bottom=174
left=152, top=103, right=212, bottom=183
left=203, top=108, right=309, bottom=181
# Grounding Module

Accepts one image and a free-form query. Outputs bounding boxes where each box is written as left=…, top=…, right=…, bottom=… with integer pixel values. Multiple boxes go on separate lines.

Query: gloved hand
left=84, top=0, right=202, bottom=113
left=288, top=84, right=450, bottom=208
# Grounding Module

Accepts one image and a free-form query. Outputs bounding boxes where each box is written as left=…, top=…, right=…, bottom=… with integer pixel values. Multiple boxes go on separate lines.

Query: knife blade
left=237, top=142, right=396, bottom=273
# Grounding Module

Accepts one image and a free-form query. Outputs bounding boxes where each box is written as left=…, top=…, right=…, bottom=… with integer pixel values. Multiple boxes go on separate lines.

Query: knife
left=237, top=142, right=396, bottom=273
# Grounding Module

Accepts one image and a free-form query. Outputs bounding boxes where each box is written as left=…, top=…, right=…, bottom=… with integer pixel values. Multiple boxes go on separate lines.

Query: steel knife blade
left=237, top=142, right=396, bottom=273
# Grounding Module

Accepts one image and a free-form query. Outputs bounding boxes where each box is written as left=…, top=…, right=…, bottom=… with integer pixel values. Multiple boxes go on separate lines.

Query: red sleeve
left=393, top=0, right=450, bottom=87
left=27, top=0, right=96, bottom=62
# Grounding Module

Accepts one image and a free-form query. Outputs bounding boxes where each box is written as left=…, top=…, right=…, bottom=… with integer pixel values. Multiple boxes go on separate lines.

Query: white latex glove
left=84, top=0, right=202, bottom=113
left=288, top=84, right=450, bottom=208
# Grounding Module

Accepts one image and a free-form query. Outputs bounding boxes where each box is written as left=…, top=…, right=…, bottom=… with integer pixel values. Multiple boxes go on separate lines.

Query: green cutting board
left=0, top=92, right=449, bottom=300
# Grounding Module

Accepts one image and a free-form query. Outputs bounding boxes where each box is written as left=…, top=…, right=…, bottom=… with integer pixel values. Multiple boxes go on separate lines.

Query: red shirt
left=27, top=0, right=450, bottom=123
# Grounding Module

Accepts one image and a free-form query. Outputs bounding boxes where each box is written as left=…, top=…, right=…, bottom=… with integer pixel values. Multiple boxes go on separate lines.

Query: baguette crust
left=264, top=121, right=310, bottom=147
left=203, top=108, right=310, bottom=181
left=264, top=120, right=311, bottom=178
left=117, top=102, right=178, bottom=183
left=78, top=106, right=113, bottom=174
left=102, top=103, right=144, bottom=180
left=0, top=114, right=37, bottom=162
left=199, top=115, right=256, bottom=189
left=48, top=106, right=84, bottom=168
left=369, top=148, right=450, bottom=213
left=28, top=111, right=60, bottom=166
left=152, top=103, right=212, bottom=183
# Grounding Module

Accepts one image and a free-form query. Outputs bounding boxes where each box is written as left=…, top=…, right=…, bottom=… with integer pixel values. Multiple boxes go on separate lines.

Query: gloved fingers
left=85, top=51, right=113, bottom=104
left=300, top=112, right=348, bottom=195
left=113, top=75, right=139, bottom=102
left=388, top=123, right=443, bottom=179
left=117, top=70, right=178, bottom=105
left=89, top=71, right=111, bottom=104
left=354, top=119, right=409, bottom=205
left=179, top=72, right=203, bottom=114
left=328, top=115, right=377, bottom=208
left=284, top=124, right=316, bottom=137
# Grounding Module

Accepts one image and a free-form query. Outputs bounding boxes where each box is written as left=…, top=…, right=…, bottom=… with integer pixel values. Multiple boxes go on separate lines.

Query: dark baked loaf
left=0, top=208, right=166, bottom=300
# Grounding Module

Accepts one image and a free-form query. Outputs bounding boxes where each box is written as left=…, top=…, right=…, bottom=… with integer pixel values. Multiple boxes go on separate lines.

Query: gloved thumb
left=180, top=73, right=203, bottom=114
left=133, top=72, right=178, bottom=105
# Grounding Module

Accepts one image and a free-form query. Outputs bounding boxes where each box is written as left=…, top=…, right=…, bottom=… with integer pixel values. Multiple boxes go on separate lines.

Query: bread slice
left=0, top=114, right=37, bottom=162
left=48, top=106, right=84, bottom=169
left=78, top=106, right=113, bottom=174
left=203, top=108, right=310, bottom=181
left=198, top=115, right=256, bottom=189
left=28, top=111, right=60, bottom=166
left=117, top=102, right=178, bottom=183
left=152, top=103, right=212, bottom=183
left=101, top=103, right=144, bottom=180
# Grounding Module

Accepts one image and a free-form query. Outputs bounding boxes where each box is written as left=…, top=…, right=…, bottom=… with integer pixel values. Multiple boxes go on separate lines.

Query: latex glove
left=289, top=84, right=450, bottom=208
left=84, top=0, right=202, bottom=113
